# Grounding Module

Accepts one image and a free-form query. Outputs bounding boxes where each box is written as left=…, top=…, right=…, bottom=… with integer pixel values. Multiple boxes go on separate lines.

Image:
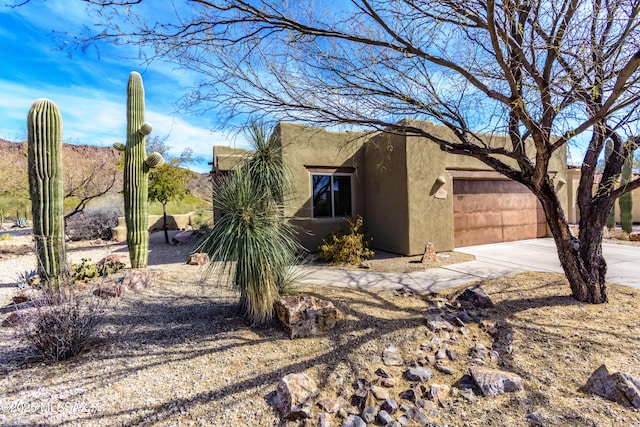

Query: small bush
left=0, top=233, right=11, bottom=241
left=19, top=291, right=107, bottom=362
left=16, top=269, right=38, bottom=289
left=319, top=216, right=374, bottom=265
left=65, top=206, right=122, bottom=241
left=70, top=258, right=125, bottom=282
left=14, top=217, right=28, bottom=228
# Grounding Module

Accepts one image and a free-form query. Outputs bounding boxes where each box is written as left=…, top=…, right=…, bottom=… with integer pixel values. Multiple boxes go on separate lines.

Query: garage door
left=453, top=179, right=546, bottom=247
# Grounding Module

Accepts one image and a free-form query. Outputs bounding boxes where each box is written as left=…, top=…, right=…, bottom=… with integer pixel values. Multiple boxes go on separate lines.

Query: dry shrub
left=319, top=215, right=374, bottom=265
left=65, top=206, right=122, bottom=241
left=19, top=291, right=108, bottom=362
left=610, top=229, right=630, bottom=241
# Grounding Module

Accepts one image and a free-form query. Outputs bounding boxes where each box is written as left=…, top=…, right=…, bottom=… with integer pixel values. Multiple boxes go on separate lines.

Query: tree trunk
left=538, top=183, right=608, bottom=304
left=162, top=203, right=169, bottom=244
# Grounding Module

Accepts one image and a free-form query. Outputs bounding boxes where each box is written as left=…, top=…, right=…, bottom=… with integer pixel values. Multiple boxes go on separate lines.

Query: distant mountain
left=0, top=138, right=211, bottom=199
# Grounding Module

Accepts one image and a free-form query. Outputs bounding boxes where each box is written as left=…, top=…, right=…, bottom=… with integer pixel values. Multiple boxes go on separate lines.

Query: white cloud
left=147, top=111, right=228, bottom=161
left=0, top=78, right=228, bottom=173
left=0, top=1, right=250, bottom=174
left=0, top=79, right=124, bottom=144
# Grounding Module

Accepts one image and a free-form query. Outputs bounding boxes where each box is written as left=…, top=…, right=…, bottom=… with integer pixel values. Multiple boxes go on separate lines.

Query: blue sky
left=0, top=1, right=241, bottom=173
left=0, top=1, right=593, bottom=171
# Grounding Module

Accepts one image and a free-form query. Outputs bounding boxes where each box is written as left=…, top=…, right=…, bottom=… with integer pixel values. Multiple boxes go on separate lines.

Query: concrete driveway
left=460, top=238, right=640, bottom=288
left=298, top=238, right=640, bottom=292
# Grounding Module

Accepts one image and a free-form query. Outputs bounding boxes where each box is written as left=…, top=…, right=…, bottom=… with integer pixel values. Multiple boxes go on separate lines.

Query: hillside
left=0, top=138, right=211, bottom=213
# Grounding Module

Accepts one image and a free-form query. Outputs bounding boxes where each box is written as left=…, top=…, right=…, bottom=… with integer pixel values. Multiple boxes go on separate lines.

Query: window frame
left=310, top=171, right=355, bottom=219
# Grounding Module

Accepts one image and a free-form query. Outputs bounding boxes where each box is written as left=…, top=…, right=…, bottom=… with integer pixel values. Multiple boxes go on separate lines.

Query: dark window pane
left=333, top=175, right=352, bottom=217
left=312, top=175, right=332, bottom=217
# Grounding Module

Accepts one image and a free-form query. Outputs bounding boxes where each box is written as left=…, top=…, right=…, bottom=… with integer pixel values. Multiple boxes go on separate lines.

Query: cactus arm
left=27, top=98, right=66, bottom=290
left=145, top=152, right=165, bottom=168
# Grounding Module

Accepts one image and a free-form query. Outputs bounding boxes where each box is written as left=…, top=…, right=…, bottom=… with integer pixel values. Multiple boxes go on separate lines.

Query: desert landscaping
left=1, top=229, right=640, bottom=427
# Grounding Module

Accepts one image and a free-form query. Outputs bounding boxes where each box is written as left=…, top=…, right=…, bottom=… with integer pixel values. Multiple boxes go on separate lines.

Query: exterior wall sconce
left=431, top=175, right=448, bottom=199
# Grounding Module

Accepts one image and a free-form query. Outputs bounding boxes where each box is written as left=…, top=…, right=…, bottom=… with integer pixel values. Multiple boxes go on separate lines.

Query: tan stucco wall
left=212, top=146, right=250, bottom=173
left=364, top=132, right=411, bottom=254
left=377, top=120, right=568, bottom=254
left=111, top=212, right=196, bottom=241
left=404, top=132, right=455, bottom=254
left=275, top=122, right=369, bottom=251
left=566, top=169, right=581, bottom=224
left=210, top=121, right=569, bottom=256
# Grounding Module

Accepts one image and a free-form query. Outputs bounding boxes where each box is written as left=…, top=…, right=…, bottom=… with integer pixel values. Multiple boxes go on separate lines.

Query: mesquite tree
left=147, top=136, right=196, bottom=244
left=65, top=0, right=640, bottom=303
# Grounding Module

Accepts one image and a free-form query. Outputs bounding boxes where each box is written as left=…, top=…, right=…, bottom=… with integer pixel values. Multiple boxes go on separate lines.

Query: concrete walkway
left=297, top=238, right=640, bottom=292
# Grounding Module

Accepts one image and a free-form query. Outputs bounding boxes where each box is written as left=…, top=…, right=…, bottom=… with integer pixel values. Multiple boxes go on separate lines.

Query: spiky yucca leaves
left=242, top=122, right=291, bottom=205
left=198, top=122, right=299, bottom=325
left=198, top=171, right=299, bottom=324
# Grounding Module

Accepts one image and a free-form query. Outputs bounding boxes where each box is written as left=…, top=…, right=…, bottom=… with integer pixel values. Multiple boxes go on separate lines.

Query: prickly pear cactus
left=27, top=98, right=66, bottom=290
left=119, top=71, right=164, bottom=268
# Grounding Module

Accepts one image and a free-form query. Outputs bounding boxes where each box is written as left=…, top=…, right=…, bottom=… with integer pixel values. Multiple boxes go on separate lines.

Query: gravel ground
left=1, top=230, right=640, bottom=427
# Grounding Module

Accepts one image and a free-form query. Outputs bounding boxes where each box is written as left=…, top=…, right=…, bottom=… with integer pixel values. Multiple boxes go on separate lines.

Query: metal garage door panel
left=453, top=179, right=546, bottom=247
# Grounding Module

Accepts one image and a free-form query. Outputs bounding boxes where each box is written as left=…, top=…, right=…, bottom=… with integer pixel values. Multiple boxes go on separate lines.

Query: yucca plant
left=197, top=122, right=300, bottom=325
left=242, top=121, right=291, bottom=205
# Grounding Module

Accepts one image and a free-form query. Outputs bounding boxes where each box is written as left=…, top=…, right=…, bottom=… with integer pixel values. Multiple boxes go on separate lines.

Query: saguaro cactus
left=27, top=98, right=66, bottom=289
left=605, top=140, right=616, bottom=229
left=114, top=72, right=164, bottom=268
left=620, top=147, right=635, bottom=233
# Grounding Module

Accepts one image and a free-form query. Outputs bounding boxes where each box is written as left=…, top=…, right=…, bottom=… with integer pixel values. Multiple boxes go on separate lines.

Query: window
left=311, top=173, right=353, bottom=218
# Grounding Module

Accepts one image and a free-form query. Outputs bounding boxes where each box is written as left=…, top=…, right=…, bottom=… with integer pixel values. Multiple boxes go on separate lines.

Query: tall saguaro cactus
left=605, top=140, right=616, bottom=229
left=27, top=98, right=66, bottom=290
left=620, top=146, right=635, bottom=233
left=114, top=72, right=164, bottom=268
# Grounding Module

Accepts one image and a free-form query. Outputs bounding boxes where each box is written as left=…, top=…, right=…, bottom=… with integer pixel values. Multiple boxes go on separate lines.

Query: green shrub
left=148, top=193, right=208, bottom=215
left=319, top=216, right=374, bottom=265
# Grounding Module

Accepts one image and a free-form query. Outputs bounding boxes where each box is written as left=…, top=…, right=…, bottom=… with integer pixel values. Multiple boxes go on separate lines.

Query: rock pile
left=271, top=285, right=527, bottom=425
left=274, top=296, right=338, bottom=339
left=186, top=252, right=209, bottom=266
left=93, top=269, right=159, bottom=298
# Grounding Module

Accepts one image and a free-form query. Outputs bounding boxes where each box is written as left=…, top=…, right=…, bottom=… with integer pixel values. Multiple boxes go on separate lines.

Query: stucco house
left=211, top=121, right=568, bottom=255
left=565, top=167, right=640, bottom=225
